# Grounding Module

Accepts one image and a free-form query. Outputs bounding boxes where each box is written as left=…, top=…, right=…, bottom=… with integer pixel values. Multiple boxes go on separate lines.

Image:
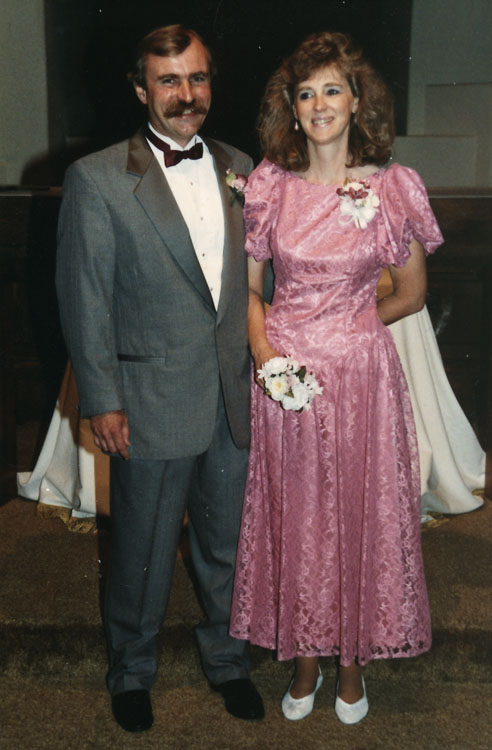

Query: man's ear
left=134, top=83, right=148, bottom=106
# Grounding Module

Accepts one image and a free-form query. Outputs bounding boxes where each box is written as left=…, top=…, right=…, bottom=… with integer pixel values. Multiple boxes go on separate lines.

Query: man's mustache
left=165, top=100, right=208, bottom=117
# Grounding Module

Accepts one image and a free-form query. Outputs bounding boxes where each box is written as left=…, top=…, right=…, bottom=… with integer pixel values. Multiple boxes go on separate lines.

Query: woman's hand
left=252, top=344, right=283, bottom=388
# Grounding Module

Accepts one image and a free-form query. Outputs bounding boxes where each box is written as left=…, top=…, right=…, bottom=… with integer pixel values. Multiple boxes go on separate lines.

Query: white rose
left=339, top=197, right=357, bottom=219
left=258, top=356, right=291, bottom=379
left=285, top=357, right=300, bottom=373
left=303, top=372, right=323, bottom=395
left=265, top=374, right=290, bottom=401
left=282, top=381, right=310, bottom=411
left=357, top=203, right=379, bottom=229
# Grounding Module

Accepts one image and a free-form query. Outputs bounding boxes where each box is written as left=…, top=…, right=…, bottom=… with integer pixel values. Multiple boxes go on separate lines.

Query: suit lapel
left=206, top=138, right=245, bottom=325
left=127, top=129, right=215, bottom=312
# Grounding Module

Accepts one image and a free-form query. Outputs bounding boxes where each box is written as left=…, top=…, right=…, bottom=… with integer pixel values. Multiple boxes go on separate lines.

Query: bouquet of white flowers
left=257, top=356, right=323, bottom=412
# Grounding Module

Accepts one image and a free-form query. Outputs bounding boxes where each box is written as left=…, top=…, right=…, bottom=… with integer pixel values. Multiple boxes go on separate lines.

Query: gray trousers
left=105, top=393, right=250, bottom=695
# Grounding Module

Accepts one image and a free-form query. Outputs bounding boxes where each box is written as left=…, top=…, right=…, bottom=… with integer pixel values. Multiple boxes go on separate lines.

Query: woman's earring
left=294, top=120, right=299, bottom=131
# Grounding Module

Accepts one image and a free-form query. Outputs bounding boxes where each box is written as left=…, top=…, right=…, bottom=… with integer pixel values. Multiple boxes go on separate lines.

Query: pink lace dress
left=230, top=160, right=443, bottom=666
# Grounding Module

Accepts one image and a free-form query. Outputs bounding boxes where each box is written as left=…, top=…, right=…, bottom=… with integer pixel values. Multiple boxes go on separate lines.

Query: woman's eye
left=326, top=87, right=341, bottom=95
left=298, top=91, right=312, bottom=100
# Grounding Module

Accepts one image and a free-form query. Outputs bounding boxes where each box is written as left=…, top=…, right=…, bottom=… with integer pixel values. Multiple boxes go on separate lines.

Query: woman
left=230, top=31, right=443, bottom=724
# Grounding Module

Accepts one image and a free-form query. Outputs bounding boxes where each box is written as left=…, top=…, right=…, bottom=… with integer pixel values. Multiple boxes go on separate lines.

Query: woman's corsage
left=337, top=178, right=380, bottom=229
left=257, top=356, right=323, bottom=412
left=226, top=169, right=247, bottom=207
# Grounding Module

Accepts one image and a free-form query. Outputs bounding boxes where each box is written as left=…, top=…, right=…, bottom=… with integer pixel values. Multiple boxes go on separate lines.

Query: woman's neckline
left=288, top=164, right=387, bottom=188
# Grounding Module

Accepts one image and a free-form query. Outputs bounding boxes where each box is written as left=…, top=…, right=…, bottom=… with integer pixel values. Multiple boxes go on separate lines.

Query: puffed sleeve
left=243, top=158, right=284, bottom=261
left=378, top=163, right=443, bottom=267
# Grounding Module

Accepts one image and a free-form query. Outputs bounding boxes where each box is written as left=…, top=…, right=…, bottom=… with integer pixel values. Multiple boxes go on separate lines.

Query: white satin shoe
left=281, top=668, right=323, bottom=721
left=335, top=676, right=368, bottom=724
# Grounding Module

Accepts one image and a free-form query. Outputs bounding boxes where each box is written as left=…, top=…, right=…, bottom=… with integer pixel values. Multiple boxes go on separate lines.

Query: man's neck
left=148, top=122, right=199, bottom=151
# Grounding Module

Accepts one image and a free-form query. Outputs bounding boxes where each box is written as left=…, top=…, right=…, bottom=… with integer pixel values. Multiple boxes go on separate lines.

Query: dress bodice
left=244, top=160, right=443, bottom=367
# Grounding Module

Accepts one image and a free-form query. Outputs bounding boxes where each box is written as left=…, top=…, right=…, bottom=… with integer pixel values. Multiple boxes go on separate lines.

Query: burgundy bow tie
left=144, top=126, right=203, bottom=167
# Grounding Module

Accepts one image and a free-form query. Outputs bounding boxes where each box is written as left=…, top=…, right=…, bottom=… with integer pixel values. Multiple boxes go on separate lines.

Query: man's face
left=134, top=38, right=212, bottom=147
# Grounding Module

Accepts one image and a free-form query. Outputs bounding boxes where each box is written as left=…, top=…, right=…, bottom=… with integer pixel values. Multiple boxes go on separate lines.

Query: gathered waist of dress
left=347, top=304, right=382, bottom=333
left=266, top=304, right=395, bottom=372
left=267, top=295, right=381, bottom=330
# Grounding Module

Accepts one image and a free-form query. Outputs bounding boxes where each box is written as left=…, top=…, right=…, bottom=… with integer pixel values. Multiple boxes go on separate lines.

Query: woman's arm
left=377, top=239, right=427, bottom=326
left=248, top=257, right=282, bottom=379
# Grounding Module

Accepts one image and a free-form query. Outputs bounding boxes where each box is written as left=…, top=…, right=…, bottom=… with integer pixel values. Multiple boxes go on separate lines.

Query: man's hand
left=90, top=410, right=131, bottom=460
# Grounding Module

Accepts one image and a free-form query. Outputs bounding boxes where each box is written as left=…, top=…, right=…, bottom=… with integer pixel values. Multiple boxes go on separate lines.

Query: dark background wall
left=45, top=0, right=412, bottom=169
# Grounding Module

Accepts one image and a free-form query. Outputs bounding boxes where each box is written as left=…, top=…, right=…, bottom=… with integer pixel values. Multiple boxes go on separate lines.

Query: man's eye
left=191, top=74, right=208, bottom=84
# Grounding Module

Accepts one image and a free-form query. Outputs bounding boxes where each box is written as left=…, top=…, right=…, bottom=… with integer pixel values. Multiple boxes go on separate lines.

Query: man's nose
left=178, top=80, right=193, bottom=102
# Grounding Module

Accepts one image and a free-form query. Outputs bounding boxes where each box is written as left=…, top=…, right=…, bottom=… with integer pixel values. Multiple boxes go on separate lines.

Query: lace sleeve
left=243, top=159, right=283, bottom=261
left=377, top=164, right=443, bottom=267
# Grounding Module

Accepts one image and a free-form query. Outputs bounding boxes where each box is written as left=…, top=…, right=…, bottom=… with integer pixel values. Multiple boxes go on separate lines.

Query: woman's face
left=293, top=65, right=358, bottom=150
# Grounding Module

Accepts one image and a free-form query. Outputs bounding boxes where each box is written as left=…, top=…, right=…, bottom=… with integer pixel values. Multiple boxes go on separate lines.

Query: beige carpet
left=1, top=495, right=491, bottom=750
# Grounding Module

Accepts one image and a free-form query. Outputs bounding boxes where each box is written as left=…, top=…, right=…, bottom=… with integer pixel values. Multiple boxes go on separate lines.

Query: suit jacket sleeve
left=55, top=161, right=125, bottom=418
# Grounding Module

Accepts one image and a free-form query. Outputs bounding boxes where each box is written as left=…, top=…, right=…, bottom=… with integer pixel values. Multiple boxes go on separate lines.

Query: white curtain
left=389, top=307, right=484, bottom=515
left=17, top=364, right=109, bottom=518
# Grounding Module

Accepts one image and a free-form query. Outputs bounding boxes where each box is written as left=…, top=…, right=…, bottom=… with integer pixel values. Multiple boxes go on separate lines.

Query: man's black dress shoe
left=212, top=678, right=265, bottom=720
left=111, top=689, right=154, bottom=732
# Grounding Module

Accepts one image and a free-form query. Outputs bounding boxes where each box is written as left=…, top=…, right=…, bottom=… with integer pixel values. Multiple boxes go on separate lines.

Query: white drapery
left=389, top=306, right=484, bottom=515
left=17, top=364, right=109, bottom=519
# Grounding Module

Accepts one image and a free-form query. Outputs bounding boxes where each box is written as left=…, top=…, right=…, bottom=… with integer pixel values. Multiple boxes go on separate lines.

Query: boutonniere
left=336, top=178, right=380, bottom=229
left=226, top=169, right=248, bottom=207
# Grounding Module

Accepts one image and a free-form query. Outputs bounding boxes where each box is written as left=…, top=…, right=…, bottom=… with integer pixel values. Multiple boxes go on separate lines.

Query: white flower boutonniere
left=226, top=169, right=247, bottom=207
left=257, top=356, right=323, bottom=413
left=337, top=178, right=380, bottom=229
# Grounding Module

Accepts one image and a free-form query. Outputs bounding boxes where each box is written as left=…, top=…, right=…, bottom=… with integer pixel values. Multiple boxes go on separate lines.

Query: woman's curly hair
left=258, top=31, right=394, bottom=171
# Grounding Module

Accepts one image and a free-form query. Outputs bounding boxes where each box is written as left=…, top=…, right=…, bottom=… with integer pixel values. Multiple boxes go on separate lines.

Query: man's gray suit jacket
left=55, top=129, right=253, bottom=460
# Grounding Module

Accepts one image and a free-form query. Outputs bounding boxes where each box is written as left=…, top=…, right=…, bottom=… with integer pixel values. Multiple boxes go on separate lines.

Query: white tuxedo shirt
left=147, top=123, right=225, bottom=308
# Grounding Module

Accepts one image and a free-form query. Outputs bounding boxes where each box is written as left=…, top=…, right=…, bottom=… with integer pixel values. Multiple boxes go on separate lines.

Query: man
left=56, top=24, right=263, bottom=733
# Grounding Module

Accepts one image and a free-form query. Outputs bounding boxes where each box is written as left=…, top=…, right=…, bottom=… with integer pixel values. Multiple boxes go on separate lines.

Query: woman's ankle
left=338, top=662, right=364, bottom=704
left=290, top=656, right=320, bottom=699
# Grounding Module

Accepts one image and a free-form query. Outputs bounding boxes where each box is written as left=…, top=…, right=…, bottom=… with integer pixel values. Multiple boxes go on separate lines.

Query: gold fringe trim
left=472, top=488, right=491, bottom=501
left=36, top=503, right=98, bottom=534
left=36, top=502, right=189, bottom=535
left=422, top=513, right=450, bottom=530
